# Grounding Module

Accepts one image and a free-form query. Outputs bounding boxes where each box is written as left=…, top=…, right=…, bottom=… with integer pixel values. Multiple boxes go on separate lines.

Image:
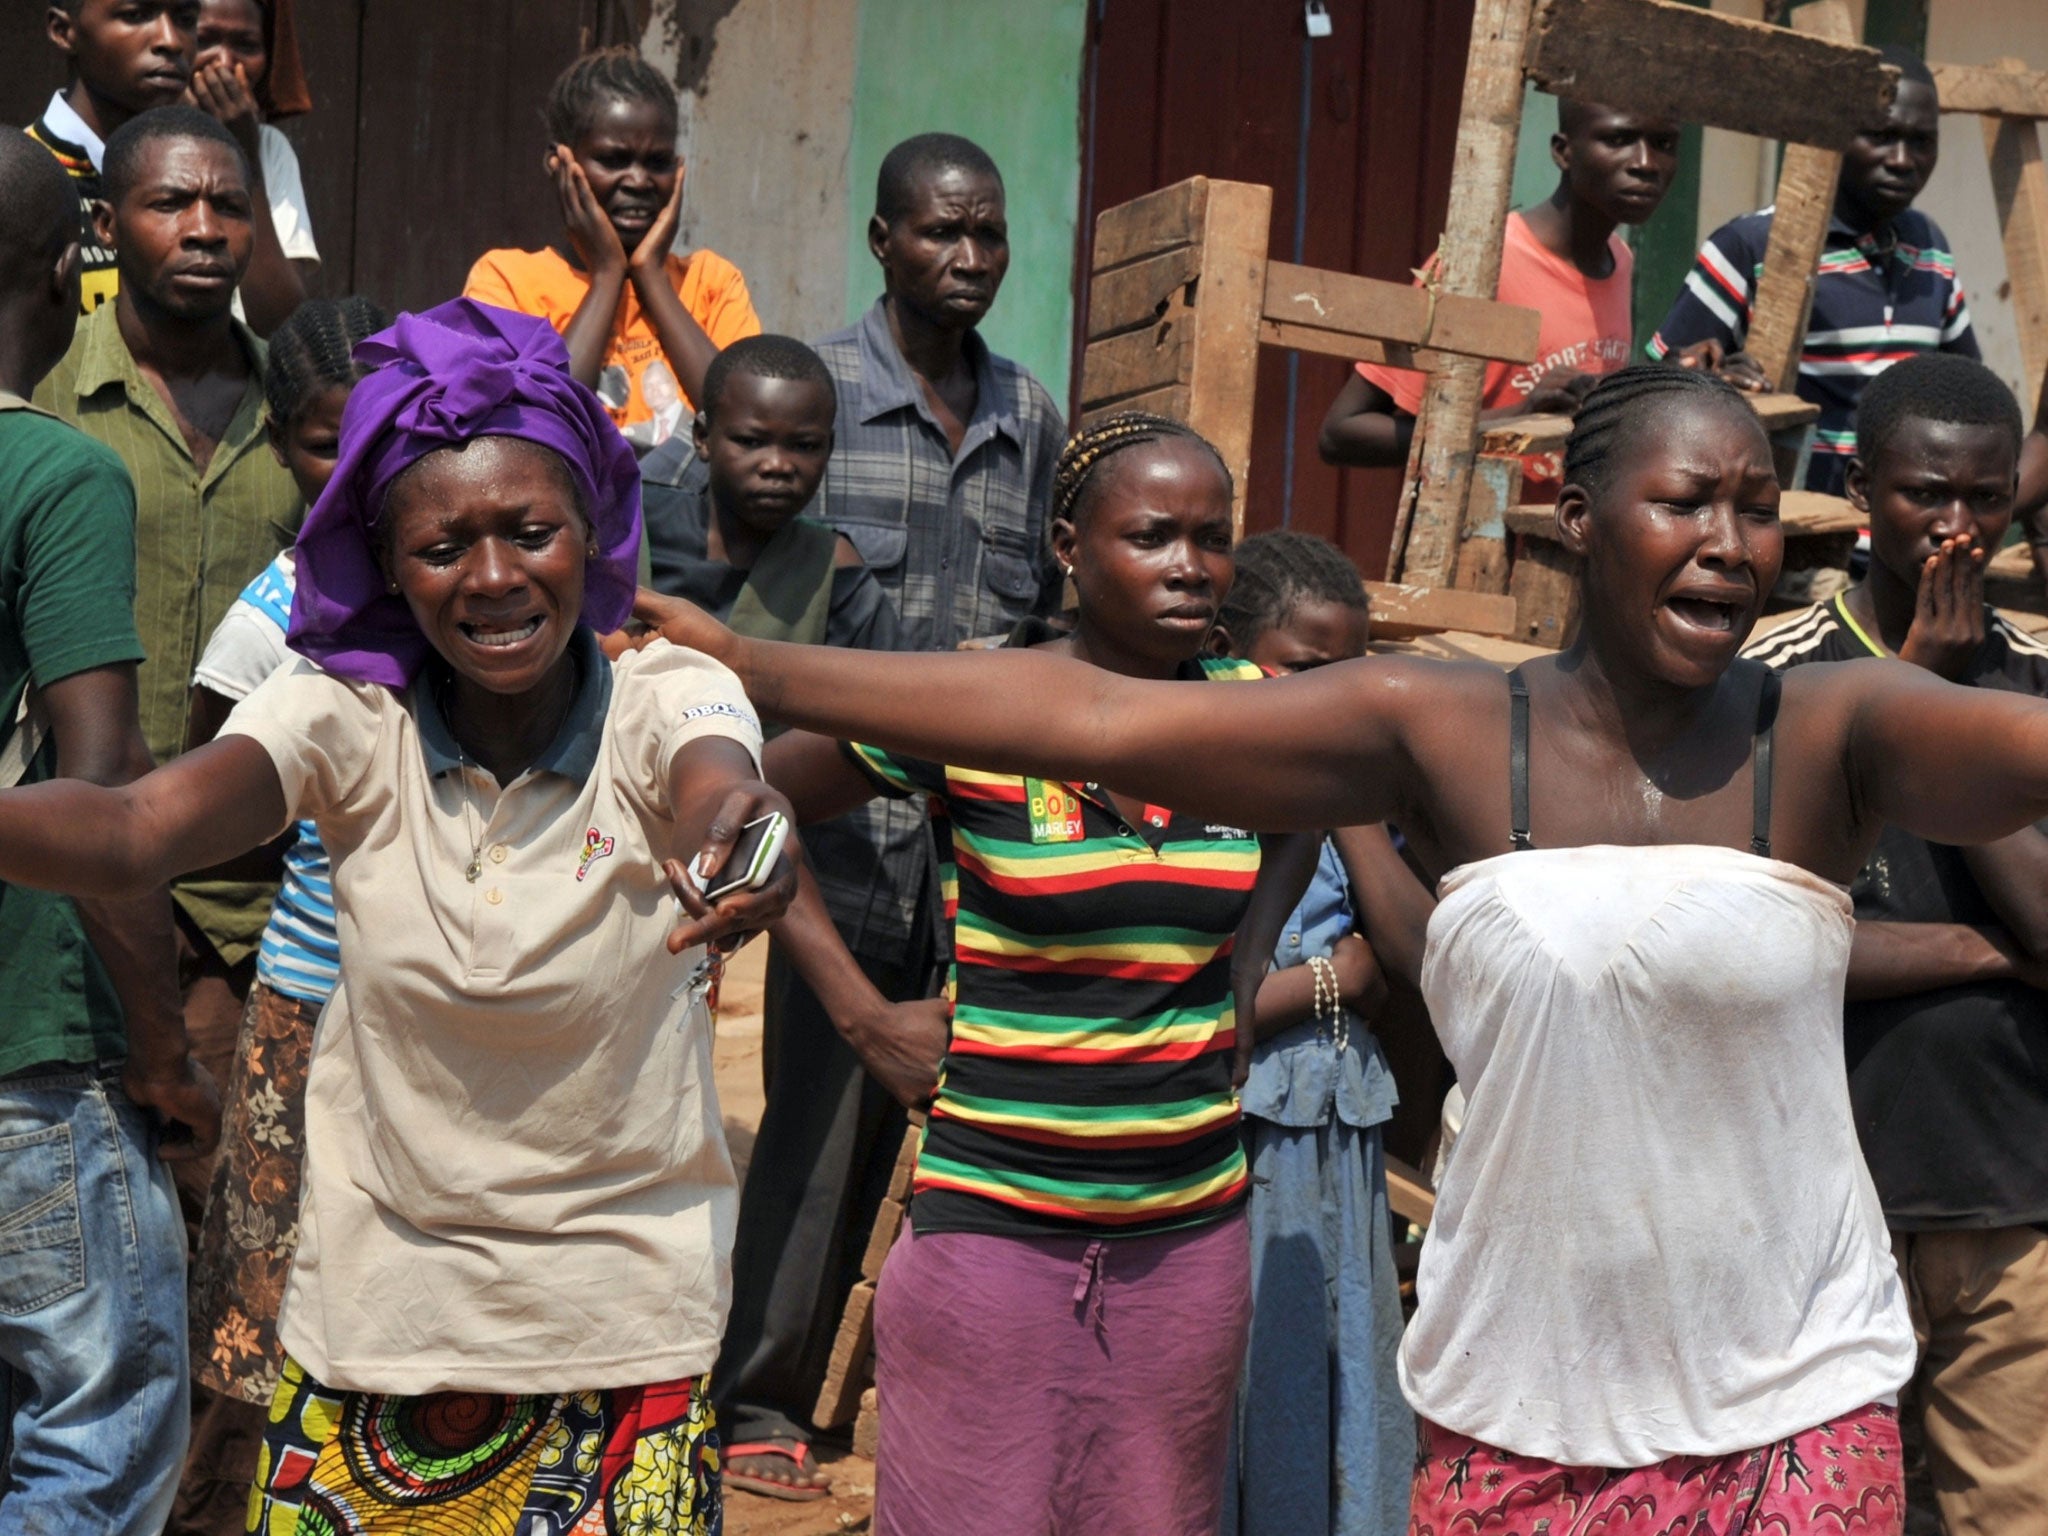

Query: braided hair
left=1562, top=365, right=1758, bottom=499
left=264, top=296, right=391, bottom=430
left=1215, top=530, right=1367, bottom=652
left=1050, top=411, right=1232, bottom=532
left=544, top=47, right=677, bottom=145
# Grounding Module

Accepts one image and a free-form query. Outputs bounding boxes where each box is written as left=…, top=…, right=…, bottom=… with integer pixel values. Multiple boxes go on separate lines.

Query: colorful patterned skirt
left=249, top=1357, right=722, bottom=1535
left=1409, top=1401, right=1903, bottom=1536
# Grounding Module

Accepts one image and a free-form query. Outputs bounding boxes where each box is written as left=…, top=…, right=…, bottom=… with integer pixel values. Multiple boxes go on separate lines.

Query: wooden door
left=3, top=2, right=634, bottom=316
left=1079, top=0, right=1475, bottom=575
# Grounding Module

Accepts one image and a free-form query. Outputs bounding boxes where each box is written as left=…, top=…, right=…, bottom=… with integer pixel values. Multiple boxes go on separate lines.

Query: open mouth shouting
left=1662, top=588, right=1749, bottom=639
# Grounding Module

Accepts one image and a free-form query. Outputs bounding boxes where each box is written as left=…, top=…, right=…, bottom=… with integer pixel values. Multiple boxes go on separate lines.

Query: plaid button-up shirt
left=805, top=296, right=1065, bottom=960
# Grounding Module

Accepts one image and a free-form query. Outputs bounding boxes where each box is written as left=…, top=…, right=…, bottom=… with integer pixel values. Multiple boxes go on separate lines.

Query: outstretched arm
left=762, top=728, right=881, bottom=825
left=636, top=593, right=1422, bottom=835
left=44, top=667, right=222, bottom=1157
left=1838, top=661, right=2048, bottom=846
left=0, top=734, right=288, bottom=900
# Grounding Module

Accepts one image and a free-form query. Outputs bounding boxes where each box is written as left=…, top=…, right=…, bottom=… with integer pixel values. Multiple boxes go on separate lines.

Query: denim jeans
left=0, top=1068, right=187, bottom=1533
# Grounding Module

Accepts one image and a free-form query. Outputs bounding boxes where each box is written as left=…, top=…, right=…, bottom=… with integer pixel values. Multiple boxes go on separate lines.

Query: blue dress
left=1223, top=840, right=1413, bottom=1536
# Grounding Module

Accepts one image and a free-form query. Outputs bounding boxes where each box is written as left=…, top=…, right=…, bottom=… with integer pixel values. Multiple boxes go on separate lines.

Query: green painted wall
left=843, top=0, right=1087, bottom=404
left=1510, top=85, right=1561, bottom=213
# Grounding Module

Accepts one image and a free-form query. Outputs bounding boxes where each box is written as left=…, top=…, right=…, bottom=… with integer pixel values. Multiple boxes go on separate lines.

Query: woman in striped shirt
left=740, top=412, right=1302, bottom=1535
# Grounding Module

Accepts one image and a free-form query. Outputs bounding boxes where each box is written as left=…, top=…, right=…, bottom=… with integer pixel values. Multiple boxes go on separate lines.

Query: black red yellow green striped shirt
left=847, top=654, right=1263, bottom=1239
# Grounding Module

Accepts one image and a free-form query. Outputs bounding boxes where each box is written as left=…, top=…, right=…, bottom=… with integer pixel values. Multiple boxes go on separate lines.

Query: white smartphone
left=696, top=811, right=790, bottom=902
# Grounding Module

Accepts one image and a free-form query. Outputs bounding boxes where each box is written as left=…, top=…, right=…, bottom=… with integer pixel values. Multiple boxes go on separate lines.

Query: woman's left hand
left=188, top=60, right=263, bottom=160
left=664, top=781, right=799, bottom=953
left=629, top=167, right=686, bottom=280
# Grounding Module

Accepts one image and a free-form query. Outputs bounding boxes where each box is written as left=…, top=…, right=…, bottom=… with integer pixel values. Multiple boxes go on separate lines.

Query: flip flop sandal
left=722, top=1438, right=832, bottom=1502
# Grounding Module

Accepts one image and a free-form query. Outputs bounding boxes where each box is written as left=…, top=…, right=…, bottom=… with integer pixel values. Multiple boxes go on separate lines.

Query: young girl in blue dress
left=1211, top=531, right=1430, bottom=1536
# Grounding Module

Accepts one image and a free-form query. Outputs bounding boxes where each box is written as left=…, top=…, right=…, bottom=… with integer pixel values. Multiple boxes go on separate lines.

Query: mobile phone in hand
left=697, top=812, right=790, bottom=902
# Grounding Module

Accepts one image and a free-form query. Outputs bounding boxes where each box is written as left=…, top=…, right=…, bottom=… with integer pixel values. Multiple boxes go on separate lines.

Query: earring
left=1060, top=562, right=1074, bottom=577
left=587, top=541, right=599, bottom=558
left=385, top=579, right=399, bottom=594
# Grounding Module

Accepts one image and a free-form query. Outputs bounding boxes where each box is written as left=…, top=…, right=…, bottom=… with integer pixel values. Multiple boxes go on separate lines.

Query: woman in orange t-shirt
left=465, top=48, right=762, bottom=451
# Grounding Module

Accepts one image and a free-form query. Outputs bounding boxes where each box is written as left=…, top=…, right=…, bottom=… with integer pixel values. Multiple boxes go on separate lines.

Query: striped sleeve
left=1647, top=220, right=1759, bottom=361
left=843, top=739, right=946, bottom=799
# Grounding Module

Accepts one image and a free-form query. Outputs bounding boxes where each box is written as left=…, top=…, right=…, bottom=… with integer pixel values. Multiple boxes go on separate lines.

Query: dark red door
left=1078, top=0, right=1475, bottom=575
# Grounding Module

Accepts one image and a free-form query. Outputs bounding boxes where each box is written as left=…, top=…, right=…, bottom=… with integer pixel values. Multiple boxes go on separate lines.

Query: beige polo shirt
left=222, top=635, right=763, bottom=1395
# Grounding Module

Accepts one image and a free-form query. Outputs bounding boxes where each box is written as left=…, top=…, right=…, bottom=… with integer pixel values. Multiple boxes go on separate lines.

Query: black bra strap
left=1507, top=667, right=1534, bottom=851
left=1752, top=669, right=1780, bottom=859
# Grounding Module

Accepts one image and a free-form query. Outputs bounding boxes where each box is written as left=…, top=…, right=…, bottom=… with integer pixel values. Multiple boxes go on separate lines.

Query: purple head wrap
left=287, top=298, right=642, bottom=688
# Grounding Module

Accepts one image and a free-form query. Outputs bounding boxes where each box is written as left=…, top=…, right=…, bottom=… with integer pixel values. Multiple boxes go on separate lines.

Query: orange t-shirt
left=1356, top=211, right=1634, bottom=495
left=463, top=246, right=762, bottom=450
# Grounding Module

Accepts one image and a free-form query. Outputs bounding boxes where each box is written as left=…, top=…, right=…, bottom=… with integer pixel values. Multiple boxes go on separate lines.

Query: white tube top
left=1402, top=843, right=1913, bottom=1466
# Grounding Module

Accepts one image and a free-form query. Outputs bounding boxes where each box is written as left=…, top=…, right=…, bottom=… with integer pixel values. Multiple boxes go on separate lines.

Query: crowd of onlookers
left=2, top=3, right=2047, bottom=1534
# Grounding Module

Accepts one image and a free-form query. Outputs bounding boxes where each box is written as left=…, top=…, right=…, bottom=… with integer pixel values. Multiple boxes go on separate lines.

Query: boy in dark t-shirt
left=1745, top=353, right=2048, bottom=1534
left=640, top=333, right=897, bottom=653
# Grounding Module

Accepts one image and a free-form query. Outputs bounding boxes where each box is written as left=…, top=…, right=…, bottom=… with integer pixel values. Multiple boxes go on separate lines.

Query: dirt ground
left=713, top=941, right=878, bottom=1536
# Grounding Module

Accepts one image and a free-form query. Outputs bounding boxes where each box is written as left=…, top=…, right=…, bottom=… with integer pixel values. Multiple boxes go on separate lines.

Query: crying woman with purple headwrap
left=0, top=299, right=793, bottom=1524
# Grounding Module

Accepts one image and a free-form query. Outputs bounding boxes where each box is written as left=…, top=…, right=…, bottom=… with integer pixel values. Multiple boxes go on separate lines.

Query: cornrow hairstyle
left=101, top=106, right=247, bottom=207
left=698, top=334, right=838, bottom=423
left=1562, top=364, right=1758, bottom=499
left=1051, top=411, right=1233, bottom=536
left=1215, top=530, right=1368, bottom=652
left=264, top=296, right=391, bottom=429
left=1854, top=352, right=2022, bottom=466
left=875, top=132, right=1002, bottom=224
left=543, top=46, right=677, bottom=146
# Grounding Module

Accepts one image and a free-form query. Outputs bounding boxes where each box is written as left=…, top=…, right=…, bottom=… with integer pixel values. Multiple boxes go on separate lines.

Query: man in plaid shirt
left=715, top=132, right=1065, bottom=1499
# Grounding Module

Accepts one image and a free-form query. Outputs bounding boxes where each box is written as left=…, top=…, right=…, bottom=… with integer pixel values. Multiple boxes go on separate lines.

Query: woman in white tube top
left=634, top=365, right=2048, bottom=1532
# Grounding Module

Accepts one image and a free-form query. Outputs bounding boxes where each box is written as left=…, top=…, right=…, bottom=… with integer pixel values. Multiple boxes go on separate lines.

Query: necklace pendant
left=465, top=858, right=482, bottom=883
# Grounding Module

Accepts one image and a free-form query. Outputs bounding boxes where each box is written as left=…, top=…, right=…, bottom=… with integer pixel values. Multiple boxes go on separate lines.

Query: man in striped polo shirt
left=1648, top=46, right=1977, bottom=498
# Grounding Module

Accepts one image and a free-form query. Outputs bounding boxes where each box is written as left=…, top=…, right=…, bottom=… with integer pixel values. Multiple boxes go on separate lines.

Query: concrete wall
left=841, top=0, right=1088, bottom=399
left=642, top=0, right=861, bottom=343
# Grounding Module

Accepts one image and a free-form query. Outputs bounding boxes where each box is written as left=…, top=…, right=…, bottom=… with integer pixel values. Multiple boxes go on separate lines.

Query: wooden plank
left=1983, top=61, right=2048, bottom=396
left=1364, top=581, right=1518, bottom=640
left=1933, top=61, right=2048, bottom=120
left=1182, top=181, right=1273, bottom=540
left=1088, top=246, right=1204, bottom=339
left=1745, top=1, right=1857, bottom=395
left=1385, top=1154, right=1437, bottom=1228
left=1092, top=177, right=1208, bottom=272
left=1079, top=385, right=1192, bottom=430
left=1261, top=262, right=1542, bottom=364
left=884, top=1119, right=921, bottom=1204
left=812, top=1279, right=875, bottom=1429
left=1509, top=538, right=1581, bottom=650
left=1079, top=326, right=1191, bottom=410
left=1525, top=0, right=1897, bottom=150
left=1260, top=319, right=1436, bottom=370
left=1478, top=392, right=1821, bottom=458
left=1391, top=0, right=1535, bottom=588
left=1454, top=454, right=1520, bottom=595
left=1507, top=489, right=1860, bottom=542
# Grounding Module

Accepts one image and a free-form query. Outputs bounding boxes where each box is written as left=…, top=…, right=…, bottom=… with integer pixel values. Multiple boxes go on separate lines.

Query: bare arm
left=662, top=736, right=799, bottom=952
left=1247, top=933, right=1386, bottom=1047
left=0, top=734, right=288, bottom=899
left=2021, top=430, right=2048, bottom=578
left=1333, top=822, right=1434, bottom=989
left=761, top=728, right=882, bottom=825
left=1957, top=823, right=2048, bottom=961
left=767, top=861, right=945, bottom=1106
left=42, top=667, right=221, bottom=1157
left=548, top=149, right=629, bottom=391
left=1838, top=661, right=2048, bottom=847
left=1318, top=373, right=1412, bottom=468
left=628, top=175, right=719, bottom=410
left=1846, top=921, right=2024, bottom=1001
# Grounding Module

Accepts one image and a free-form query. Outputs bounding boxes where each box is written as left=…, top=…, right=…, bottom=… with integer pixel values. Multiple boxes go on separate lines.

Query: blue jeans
left=0, top=1068, right=187, bottom=1533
